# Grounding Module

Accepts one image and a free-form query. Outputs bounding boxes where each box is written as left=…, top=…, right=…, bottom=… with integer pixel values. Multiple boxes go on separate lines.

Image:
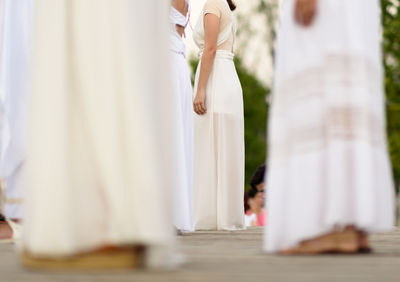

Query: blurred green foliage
left=382, top=0, right=400, bottom=189
left=236, top=58, right=269, bottom=191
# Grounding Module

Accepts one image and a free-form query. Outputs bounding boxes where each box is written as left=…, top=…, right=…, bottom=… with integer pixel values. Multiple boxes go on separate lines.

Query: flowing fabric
left=0, top=0, right=6, bottom=153
left=23, top=0, right=179, bottom=268
left=170, top=6, right=187, bottom=28
left=264, top=0, right=395, bottom=252
left=169, top=6, right=194, bottom=232
left=192, top=0, right=245, bottom=230
left=0, top=0, right=32, bottom=219
left=0, top=0, right=6, bottom=215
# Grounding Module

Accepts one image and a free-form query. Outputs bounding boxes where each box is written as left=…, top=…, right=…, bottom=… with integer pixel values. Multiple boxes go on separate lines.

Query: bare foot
left=335, top=227, right=359, bottom=253
left=280, top=233, right=337, bottom=255
left=0, top=221, right=13, bottom=240
left=280, top=227, right=360, bottom=255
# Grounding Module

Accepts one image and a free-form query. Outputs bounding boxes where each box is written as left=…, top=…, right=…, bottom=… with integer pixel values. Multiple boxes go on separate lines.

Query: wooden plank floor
left=1, top=227, right=400, bottom=282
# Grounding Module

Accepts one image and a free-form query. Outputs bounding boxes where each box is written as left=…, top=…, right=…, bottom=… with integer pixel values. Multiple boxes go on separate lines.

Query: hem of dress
left=194, top=225, right=245, bottom=231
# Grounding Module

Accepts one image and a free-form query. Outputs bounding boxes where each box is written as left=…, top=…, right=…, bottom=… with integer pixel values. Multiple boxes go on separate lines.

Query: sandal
left=22, top=245, right=145, bottom=271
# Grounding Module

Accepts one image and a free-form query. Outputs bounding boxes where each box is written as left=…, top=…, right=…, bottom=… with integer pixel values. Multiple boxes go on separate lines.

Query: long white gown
left=265, top=0, right=395, bottom=252
left=192, top=0, right=245, bottom=230
left=0, top=0, right=32, bottom=220
left=23, top=0, right=179, bottom=268
left=169, top=6, right=194, bottom=233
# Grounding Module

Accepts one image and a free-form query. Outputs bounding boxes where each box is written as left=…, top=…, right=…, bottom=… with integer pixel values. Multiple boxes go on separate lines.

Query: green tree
left=236, top=58, right=269, bottom=190
left=382, top=0, right=400, bottom=189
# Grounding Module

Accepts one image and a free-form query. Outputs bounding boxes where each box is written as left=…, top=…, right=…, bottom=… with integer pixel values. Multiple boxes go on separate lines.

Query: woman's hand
left=294, top=0, right=318, bottom=27
left=194, top=89, right=207, bottom=115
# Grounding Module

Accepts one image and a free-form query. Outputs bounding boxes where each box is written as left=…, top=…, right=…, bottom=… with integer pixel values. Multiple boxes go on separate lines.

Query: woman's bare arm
left=193, top=14, right=219, bottom=115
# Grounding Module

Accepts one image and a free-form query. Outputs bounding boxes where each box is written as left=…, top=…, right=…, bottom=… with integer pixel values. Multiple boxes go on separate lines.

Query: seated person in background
left=245, top=189, right=266, bottom=227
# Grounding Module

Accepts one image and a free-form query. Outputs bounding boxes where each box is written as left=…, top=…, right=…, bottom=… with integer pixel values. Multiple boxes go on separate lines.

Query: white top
left=193, top=0, right=236, bottom=54
left=169, top=6, right=187, bottom=56
left=170, top=6, right=187, bottom=28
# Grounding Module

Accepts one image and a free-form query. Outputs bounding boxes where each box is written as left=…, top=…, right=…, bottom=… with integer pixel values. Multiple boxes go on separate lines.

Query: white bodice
left=193, top=0, right=236, bottom=54
left=169, top=4, right=189, bottom=57
left=169, top=6, right=187, bottom=28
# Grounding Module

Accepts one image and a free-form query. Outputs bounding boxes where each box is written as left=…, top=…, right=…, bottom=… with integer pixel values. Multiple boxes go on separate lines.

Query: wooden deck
left=1, top=227, right=400, bottom=282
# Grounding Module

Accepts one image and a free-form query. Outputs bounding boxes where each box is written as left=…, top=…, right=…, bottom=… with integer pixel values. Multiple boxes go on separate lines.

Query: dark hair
left=250, top=164, right=266, bottom=189
left=226, top=0, right=236, bottom=11
left=247, top=188, right=261, bottom=199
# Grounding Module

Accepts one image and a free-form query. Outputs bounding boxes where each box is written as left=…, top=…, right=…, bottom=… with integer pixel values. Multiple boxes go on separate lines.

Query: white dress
left=264, top=0, right=395, bottom=252
left=23, top=0, right=179, bottom=268
left=0, top=0, right=6, bottom=159
left=0, top=0, right=6, bottom=216
left=0, top=0, right=32, bottom=219
left=192, top=0, right=245, bottom=230
left=169, top=6, right=194, bottom=233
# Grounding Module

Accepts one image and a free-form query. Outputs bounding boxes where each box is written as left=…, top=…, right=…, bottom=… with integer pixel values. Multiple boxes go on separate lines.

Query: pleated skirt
left=264, top=0, right=395, bottom=252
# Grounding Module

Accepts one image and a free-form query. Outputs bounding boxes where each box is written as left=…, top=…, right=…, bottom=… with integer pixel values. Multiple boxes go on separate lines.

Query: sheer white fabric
left=192, top=2, right=245, bottom=230
left=0, top=0, right=32, bottom=219
left=23, top=0, right=179, bottom=268
left=264, top=0, right=395, bottom=252
left=169, top=6, right=194, bottom=232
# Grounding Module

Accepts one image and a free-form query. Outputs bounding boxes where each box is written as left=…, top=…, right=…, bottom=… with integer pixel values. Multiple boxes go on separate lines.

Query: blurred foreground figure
left=22, top=0, right=178, bottom=269
left=0, top=0, right=31, bottom=243
left=265, top=0, right=395, bottom=254
left=169, top=0, right=194, bottom=233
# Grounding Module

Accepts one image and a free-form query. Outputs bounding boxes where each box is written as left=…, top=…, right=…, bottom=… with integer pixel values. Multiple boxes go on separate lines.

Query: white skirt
left=193, top=50, right=245, bottom=231
left=0, top=0, right=32, bottom=219
left=170, top=35, right=194, bottom=232
left=23, top=0, right=178, bottom=268
left=264, top=0, right=395, bottom=252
